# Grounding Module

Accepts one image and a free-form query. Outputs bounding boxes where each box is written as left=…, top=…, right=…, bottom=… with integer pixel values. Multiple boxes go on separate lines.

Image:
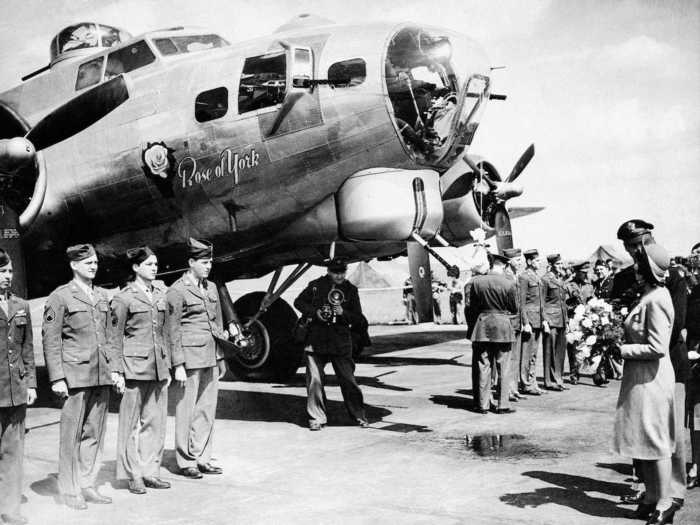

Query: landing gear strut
left=218, top=263, right=311, bottom=382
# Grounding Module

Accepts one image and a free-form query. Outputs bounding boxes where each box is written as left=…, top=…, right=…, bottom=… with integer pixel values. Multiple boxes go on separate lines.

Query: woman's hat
left=642, top=243, right=670, bottom=283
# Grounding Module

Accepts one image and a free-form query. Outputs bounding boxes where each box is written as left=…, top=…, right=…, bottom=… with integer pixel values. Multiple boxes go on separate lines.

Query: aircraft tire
left=228, top=292, right=304, bottom=382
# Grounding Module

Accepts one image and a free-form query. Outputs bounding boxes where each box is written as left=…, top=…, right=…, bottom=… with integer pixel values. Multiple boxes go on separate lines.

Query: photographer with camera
left=294, top=259, right=369, bottom=431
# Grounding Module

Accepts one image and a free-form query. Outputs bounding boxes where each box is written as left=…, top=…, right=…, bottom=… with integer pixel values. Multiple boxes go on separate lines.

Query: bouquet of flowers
left=566, top=298, right=626, bottom=384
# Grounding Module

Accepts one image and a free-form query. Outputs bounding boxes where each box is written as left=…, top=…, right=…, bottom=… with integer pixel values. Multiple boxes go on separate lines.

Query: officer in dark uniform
left=541, top=254, right=568, bottom=391
left=611, top=220, right=656, bottom=308
left=0, top=249, right=36, bottom=525
left=503, top=248, right=524, bottom=401
left=466, top=253, right=518, bottom=413
left=110, top=247, right=172, bottom=494
left=167, top=238, right=228, bottom=478
left=294, top=258, right=368, bottom=430
left=518, top=249, right=544, bottom=395
left=594, top=259, right=614, bottom=299
left=566, top=261, right=595, bottom=384
left=42, top=244, right=121, bottom=509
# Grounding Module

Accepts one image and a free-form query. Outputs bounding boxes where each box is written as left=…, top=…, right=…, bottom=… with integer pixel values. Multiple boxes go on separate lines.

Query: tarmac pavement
left=20, top=324, right=700, bottom=524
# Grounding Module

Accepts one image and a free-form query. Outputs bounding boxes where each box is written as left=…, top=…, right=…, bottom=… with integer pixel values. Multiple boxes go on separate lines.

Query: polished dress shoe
left=128, top=479, right=146, bottom=495
left=357, top=419, right=370, bottom=428
left=309, top=422, right=322, bottom=431
left=670, top=498, right=683, bottom=509
left=631, top=502, right=655, bottom=520
left=180, top=467, right=203, bottom=479
left=521, top=388, right=541, bottom=396
left=143, top=476, right=171, bottom=489
left=508, top=394, right=519, bottom=402
left=81, top=487, right=112, bottom=504
left=646, top=506, right=676, bottom=525
left=63, top=495, right=88, bottom=510
left=1, top=514, right=28, bottom=525
left=547, top=385, right=564, bottom=391
left=620, top=491, right=645, bottom=504
left=569, top=376, right=579, bottom=385
left=198, top=462, right=223, bottom=474
left=495, top=407, right=516, bottom=414
left=687, top=475, right=699, bottom=489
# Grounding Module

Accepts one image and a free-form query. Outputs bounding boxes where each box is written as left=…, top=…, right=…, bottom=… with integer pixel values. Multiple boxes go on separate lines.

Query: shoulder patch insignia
left=44, top=307, right=55, bottom=324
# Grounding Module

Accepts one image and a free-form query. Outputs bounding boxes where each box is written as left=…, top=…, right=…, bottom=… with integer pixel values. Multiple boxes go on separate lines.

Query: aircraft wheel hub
left=235, top=319, right=270, bottom=369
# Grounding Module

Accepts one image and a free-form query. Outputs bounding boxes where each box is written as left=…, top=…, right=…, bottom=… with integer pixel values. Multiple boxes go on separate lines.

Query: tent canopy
left=347, top=261, right=393, bottom=288
left=586, top=244, right=632, bottom=268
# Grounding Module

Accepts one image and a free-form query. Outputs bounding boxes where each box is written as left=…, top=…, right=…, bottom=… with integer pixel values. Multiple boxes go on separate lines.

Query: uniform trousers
left=509, top=331, right=522, bottom=394
left=0, top=405, right=25, bottom=516
left=174, top=366, right=218, bottom=469
left=474, top=342, right=511, bottom=411
left=520, top=329, right=541, bottom=391
left=117, top=379, right=168, bottom=480
left=566, top=342, right=580, bottom=381
left=58, top=386, right=110, bottom=497
left=543, top=327, right=566, bottom=388
left=305, top=352, right=365, bottom=424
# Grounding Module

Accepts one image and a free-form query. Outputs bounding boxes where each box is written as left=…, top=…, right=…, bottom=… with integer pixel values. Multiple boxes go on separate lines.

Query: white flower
left=585, top=335, right=597, bottom=346
left=574, top=304, right=586, bottom=320
left=602, top=302, right=613, bottom=313
left=566, top=332, right=577, bottom=344
left=590, top=313, right=600, bottom=323
left=620, top=307, right=629, bottom=316
left=600, top=316, right=610, bottom=326
left=573, top=330, right=584, bottom=342
left=470, top=228, right=486, bottom=243
left=581, top=318, right=593, bottom=329
left=143, top=143, right=170, bottom=178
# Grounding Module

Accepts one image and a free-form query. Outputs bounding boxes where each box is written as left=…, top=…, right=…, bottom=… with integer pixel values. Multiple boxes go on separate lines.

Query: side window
left=291, top=48, right=313, bottom=87
left=238, top=51, right=286, bottom=114
left=105, top=40, right=156, bottom=79
left=328, top=58, right=367, bottom=88
left=75, top=56, right=104, bottom=90
left=195, top=87, right=228, bottom=122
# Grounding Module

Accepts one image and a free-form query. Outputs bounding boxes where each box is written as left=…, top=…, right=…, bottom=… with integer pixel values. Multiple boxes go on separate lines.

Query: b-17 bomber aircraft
left=0, top=14, right=541, bottom=381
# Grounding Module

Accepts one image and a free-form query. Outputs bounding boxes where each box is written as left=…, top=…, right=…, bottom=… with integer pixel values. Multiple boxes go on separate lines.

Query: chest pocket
left=12, top=314, right=27, bottom=342
left=66, top=301, right=90, bottom=330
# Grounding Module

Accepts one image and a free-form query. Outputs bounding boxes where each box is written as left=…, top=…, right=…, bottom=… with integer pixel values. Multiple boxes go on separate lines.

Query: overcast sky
left=1, top=0, right=698, bottom=258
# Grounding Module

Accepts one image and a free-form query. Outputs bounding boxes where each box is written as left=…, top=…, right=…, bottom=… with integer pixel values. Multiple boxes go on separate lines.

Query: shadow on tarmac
left=360, top=355, right=468, bottom=368
left=500, top=470, right=632, bottom=519
left=276, top=371, right=413, bottom=392
left=367, top=330, right=467, bottom=355
left=429, top=394, right=487, bottom=414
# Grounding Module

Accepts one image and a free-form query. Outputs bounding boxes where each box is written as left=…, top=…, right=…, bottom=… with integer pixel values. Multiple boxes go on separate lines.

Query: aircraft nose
left=0, top=137, right=36, bottom=173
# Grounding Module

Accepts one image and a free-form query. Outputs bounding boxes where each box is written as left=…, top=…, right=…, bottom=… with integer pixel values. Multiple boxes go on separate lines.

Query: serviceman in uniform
left=466, top=253, right=518, bottom=414
left=565, top=261, right=595, bottom=385
left=518, top=249, right=545, bottom=396
left=42, top=244, right=122, bottom=509
left=541, top=254, right=569, bottom=391
left=294, top=258, right=369, bottom=430
left=110, top=247, right=172, bottom=494
left=594, top=259, right=614, bottom=299
left=167, top=238, right=228, bottom=479
left=0, top=249, right=36, bottom=525
left=503, top=248, right=524, bottom=402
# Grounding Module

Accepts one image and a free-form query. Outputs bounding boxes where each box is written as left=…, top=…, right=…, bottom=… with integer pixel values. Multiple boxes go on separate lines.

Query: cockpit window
left=153, top=34, right=228, bottom=56
left=75, top=56, right=104, bottom=90
left=238, top=51, right=286, bottom=113
left=51, top=23, right=131, bottom=63
left=385, top=27, right=489, bottom=164
left=105, top=40, right=156, bottom=80
left=328, top=58, right=366, bottom=87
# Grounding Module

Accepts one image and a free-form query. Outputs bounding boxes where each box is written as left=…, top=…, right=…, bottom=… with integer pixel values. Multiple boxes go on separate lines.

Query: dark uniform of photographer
left=566, top=261, right=595, bottom=384
left=294, top=259, right=368, bottom=431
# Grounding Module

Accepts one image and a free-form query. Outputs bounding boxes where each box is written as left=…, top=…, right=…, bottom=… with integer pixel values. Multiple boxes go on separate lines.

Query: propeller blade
left=407, top=242, right=434, bottom=323
left=493, top=205, right=513, bottom=252
left=505, top=143, right=534, bottom=183
left=26, top=75, right=129, bottom=152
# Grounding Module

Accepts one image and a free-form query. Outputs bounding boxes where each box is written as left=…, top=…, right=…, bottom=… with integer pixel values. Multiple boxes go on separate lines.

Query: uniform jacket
left=611, top=265, right=643, bottom=308
left=0, top=294, right=36, bottom=407
left=110, top=281, right=171, bottom=381
left=594, top=275, right=614, bottom=300
left=541, top=271, right=568, bottom=328
left=517, top=268, right=543, bottom=329
left=166, top=274, right=224, bottom=370
left=466, top=272, right=517, bottom=343
left=566, top=280, right=595, bottom=315
left=294, top=275, right=363, bottom=356
left=504, top=271, right=522, bottom=332
left=42, top=281, right=117, bottom=388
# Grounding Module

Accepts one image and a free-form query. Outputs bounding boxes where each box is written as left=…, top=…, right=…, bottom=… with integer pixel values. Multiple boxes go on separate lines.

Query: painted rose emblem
left=141, top=141, right=176, bottom=196
left=142, top=142, right=173, bottom=178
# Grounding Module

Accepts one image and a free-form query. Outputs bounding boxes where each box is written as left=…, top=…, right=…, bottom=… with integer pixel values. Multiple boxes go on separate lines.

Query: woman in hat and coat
left=613, top=244, right=677, bottom=524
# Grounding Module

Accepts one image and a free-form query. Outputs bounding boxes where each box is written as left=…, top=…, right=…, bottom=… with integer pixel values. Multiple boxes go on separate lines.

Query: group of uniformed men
left=465, top=246, right=617, bottom=414
left=0, top=239, right=369, bottom=523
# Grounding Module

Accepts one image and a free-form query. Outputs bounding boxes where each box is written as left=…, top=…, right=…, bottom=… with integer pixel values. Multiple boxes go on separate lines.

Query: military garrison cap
left=327, top=258, right=348, bottom=272
left=502, top=248, right=522, bottom=258
left=187, top=238, right=213, bottom=259
left=488, top=252, right=510, bottom=265
left=0, top=248, right=9, bottom=267
left=66, top=244, right=96, bottom=261
left=616, top=219, right=654, bottom=242
left=547, top=254, right=561, bottom=264
left=524, top=249, right=539, bottom=259
left=126, top=246, right=155, bottom=265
